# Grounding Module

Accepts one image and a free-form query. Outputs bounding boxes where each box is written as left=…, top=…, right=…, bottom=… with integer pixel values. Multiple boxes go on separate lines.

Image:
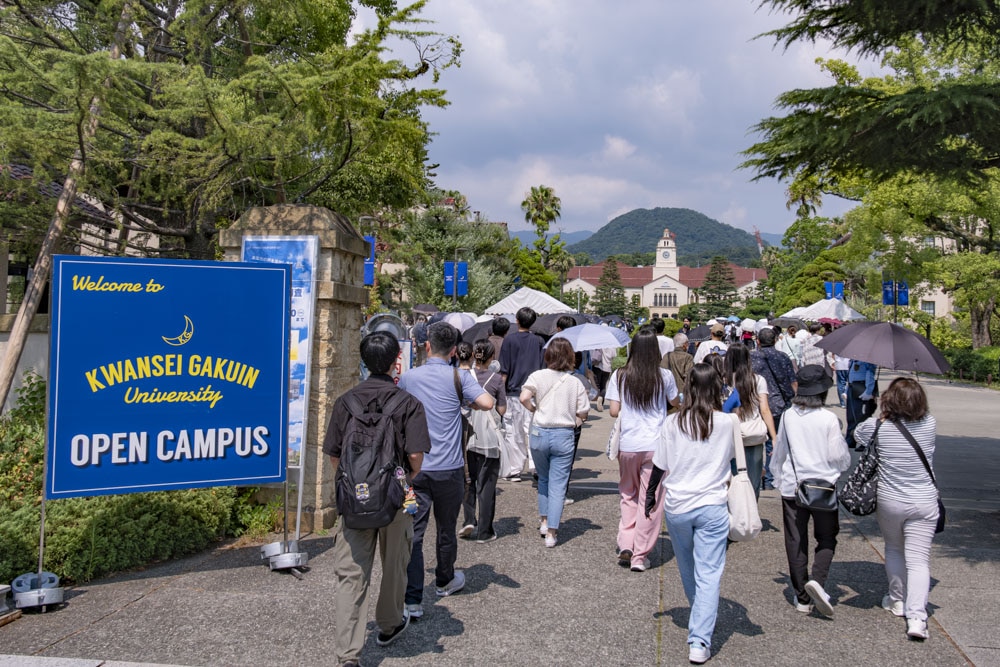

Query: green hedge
left=943, top=347, right=1000, bottom=382
left=0, top=374, right=239, bottom=584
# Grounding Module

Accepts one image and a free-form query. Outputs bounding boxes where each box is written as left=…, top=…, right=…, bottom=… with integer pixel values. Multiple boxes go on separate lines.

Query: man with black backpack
left=323, top=331, right=431, bottom=667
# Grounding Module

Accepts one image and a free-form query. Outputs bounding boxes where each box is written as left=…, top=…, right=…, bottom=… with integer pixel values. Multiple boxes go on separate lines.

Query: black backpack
left=334, top=391, right=408, bottom=529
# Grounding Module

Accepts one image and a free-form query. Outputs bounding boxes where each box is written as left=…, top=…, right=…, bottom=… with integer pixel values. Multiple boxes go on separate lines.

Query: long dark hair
left=617, top=326, right=664, bottom=412
left=724, top=344, right=760, bottom=420
left=678, top=363, right=723, bottom=441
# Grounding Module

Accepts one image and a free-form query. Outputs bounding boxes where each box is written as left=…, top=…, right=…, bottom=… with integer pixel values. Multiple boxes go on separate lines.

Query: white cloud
left=400, top=0, right=874, bottom=235
left=602, top=136, right=637, bottom=161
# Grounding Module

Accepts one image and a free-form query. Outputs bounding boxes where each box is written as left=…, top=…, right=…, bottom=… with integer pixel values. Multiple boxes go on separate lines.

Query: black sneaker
left=375, top=611, right=411, bottom=646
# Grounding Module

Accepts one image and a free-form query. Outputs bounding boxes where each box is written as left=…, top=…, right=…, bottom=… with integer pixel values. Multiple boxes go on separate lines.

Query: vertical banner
left=242, top=236, right=318, bottom=470
left=363, top=235, right=375, bottom=287
left=47, top=256, right=290, bottom=499
left=443, top=261, right=469, bottom=296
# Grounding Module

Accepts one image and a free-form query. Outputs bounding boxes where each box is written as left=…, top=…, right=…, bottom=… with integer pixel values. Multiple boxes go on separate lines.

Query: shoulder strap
left=537, top=372, right=571, bottom=410
left=892, top=419, right=937, bottom=487
left=453, top=368, right=464, bottom=405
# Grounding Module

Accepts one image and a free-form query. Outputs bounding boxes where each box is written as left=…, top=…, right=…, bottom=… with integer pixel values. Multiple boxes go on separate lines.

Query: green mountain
left=566, top=207, right=762, bottom=266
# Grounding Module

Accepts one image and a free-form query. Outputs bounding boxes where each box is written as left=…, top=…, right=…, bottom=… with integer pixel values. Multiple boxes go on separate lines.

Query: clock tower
left=653, top=228, right=678, bottom=279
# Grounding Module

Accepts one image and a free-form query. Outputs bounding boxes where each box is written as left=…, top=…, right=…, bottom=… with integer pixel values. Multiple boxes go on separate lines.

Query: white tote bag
left=727, top=414, right=762, bottom=541
left=606, top=417, right=621, bottom=461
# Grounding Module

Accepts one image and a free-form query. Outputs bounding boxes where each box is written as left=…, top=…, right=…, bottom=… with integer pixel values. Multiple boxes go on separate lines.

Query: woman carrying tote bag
left=644, top=363, right=736, bottom=665
left=770, top=365, right=851, bottom=618
left=606, top=326, right=679, bottom=572
left=723, top=344, right=776, bottom=500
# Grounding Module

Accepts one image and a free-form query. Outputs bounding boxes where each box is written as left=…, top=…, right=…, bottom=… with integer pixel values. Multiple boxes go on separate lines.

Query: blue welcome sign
left=46, top=255, right=291, bottom=499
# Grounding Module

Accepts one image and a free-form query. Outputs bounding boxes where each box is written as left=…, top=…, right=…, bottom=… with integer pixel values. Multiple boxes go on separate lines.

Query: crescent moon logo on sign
left=162, top=315, right=194, bottom=346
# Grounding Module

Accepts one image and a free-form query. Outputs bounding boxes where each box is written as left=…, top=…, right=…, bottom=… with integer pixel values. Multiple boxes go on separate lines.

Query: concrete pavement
left=1, top=374, right=997, bottom=666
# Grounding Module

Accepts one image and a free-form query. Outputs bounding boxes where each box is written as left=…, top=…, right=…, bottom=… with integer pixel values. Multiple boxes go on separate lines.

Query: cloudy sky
left=358, top=1, right=877, bottom=237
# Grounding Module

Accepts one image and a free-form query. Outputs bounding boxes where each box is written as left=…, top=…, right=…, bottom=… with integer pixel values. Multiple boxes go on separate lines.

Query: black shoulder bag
left=892, top=419, right=946, bottom=534
left=839, top=420, right=882, bottom=516
left=784, top=417, right=838, bottom=512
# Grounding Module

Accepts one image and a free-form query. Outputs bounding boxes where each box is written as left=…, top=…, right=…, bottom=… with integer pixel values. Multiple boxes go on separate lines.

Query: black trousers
left=592, top=367, right=611, bottom=399
left=845, top=380, right=877, bottom=447
left=781, top=497, right=840, bottom=605
left=462, top=452, right=500, bottom=539
left=406, top=467, right=464, bottom=603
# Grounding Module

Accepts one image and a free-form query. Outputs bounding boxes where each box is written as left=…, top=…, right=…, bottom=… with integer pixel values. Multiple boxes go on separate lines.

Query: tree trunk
left=969, top=300, right=994, bottom=349
left=0, top=5, right=132, bottom=409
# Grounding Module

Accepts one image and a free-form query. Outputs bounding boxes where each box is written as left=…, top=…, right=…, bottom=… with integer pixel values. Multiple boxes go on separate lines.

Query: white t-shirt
left=653, top=411, right=736, bottom=515
left=656, top=335, right=675, bottom=358
left=521, top=369, right=590, bottom=428
left=605, top=368, right=679, bottom=453
left=692, top=340, right=728, bottom=365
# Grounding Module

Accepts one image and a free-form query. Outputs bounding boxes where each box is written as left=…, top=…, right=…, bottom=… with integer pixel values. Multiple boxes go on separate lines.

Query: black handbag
left=784, top=421, right=839, bottom=512
left=839, top=421, right=882, bottom=515
left=893, top=419, right=946, bottom=534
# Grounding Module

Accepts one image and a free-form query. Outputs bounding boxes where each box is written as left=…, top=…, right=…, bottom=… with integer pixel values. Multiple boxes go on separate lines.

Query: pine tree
left=592, top=260, right=628, bottom=316
left=698, top=256, right=739, bottom=318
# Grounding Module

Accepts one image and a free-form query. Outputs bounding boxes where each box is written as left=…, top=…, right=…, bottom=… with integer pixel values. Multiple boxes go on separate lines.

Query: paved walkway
left=2, top=375, right=998, bottom=666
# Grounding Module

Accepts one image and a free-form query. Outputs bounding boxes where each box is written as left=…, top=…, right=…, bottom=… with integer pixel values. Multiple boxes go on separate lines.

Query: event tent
left=782, top=298, right=866, bottom=322
left=483, top=287, right=575, bottom=316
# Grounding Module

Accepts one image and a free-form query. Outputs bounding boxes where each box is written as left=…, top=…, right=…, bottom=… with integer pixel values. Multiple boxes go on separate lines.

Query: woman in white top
left=854, top=378, right=939, bottom=640
left=520, top=337, right=590, bottom=548
left=724, top=345, right=776, bottom=500
left=606, top=326, right=679, bottom=572
left=770, top=365, right=850, bottom=618
left=644, top=363, right=736, bottom=665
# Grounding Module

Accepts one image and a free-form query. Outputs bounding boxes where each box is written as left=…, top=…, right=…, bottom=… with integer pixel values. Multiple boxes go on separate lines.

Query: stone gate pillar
left=219, top=204, right=368, bottom=530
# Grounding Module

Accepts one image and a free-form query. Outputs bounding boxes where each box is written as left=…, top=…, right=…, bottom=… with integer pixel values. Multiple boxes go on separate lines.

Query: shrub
left=0, top=374, right=249, bottom=584
left=943, top=347, right=1000, bottom=382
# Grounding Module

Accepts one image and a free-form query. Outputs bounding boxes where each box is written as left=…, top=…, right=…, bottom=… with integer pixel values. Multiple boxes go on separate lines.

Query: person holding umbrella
left=854, top=378, right=939, bottom=640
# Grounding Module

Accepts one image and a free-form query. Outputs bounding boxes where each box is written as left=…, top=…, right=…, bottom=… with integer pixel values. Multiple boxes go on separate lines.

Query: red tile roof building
left=563, top=228, right=766, bottom=318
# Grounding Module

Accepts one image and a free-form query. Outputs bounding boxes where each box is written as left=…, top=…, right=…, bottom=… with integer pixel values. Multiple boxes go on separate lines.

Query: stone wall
left=219, top=204, right=368, bottom=531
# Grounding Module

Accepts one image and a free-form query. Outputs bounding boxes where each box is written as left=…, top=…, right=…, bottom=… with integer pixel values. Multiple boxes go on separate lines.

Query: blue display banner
left=363, top=235, right=375, bottom=286
left=46, top=255, right=291, bottom=499
left=443, top=261, right=469, bottom=296
left=882, top=280, right=895, bottom=306
left=896, top=280, right=909, bottom=306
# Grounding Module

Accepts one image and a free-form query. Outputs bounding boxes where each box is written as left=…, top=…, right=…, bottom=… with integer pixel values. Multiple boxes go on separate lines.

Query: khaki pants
left=333, top=509, right=413, bottom=664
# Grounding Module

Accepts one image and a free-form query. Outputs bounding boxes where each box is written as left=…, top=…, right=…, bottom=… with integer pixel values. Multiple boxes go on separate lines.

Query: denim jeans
left=730, top=443, right=764, bottom=501
left=529, top=425, right=575, bottom=530
left=836, top=370, right=849, bottom=407
left=663, top=503, right=729, bottom=649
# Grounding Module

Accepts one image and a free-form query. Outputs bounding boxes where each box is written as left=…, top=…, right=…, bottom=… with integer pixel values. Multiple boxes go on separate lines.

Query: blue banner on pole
left=824, top=281, right=833, bottom=299
left=46, top=255, right=290, bottom=499
left=363, top=235, right=375, bottom=286
left=896, top=280, right=909, bottom=306
left=833, top=282, right=844, bottom=299
left=882, top=280, right=895, bottom=306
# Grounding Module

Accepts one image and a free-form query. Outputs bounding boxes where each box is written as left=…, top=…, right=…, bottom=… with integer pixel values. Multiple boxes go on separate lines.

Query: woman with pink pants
left=606, top=326, right=679, bottom=572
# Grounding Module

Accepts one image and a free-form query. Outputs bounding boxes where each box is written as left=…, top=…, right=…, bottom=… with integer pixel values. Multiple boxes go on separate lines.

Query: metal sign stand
left=12, top=433, right=63, bottom=611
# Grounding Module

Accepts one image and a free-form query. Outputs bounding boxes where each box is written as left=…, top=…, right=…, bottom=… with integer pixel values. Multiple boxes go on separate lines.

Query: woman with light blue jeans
left=646, top=363, right=736, bottom=665
left=520, top=338, right=590, bottom=548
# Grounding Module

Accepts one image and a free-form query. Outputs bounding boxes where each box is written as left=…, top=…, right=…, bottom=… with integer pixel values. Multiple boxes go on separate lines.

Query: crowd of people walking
left=324, top=309, right=941, bottom=666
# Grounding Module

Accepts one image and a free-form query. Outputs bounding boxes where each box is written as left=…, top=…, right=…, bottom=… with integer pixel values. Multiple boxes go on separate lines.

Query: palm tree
left=521, top=185, right=561, bottom=238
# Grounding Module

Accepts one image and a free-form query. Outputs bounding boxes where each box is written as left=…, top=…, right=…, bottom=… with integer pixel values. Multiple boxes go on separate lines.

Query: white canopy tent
left=483, top=287, right=575, bottom=316
left=783, top=298, right=866, bottom=322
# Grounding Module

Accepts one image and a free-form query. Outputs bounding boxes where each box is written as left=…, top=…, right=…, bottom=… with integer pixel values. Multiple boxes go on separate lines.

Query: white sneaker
left=630, top=557, right=650, bottom=572
left=881, top=594, right=904, bottom=617
left=539, top=519, right=548, bottom=537
left=544, top=533, right=557, bottom=548
left=458, top=524, right=475, bottom=538
left=435, top=570, right=465, bottom=597
left=794, top=601, right=813, bottom=614
left=563, top=497, right=575, bottom=506
left=688, top=641, right=711, bottom=664
left=804, top=580, right=834, bottom=617
left=595, top=397, right=603, bottom=412
left=405, top=603, right=423, bottom=619
left=907, top=618, right=929, bottom=640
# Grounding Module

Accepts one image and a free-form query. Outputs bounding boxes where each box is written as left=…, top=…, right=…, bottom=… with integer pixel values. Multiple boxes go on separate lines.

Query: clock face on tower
left=661, top=250, right=671, bottom=259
